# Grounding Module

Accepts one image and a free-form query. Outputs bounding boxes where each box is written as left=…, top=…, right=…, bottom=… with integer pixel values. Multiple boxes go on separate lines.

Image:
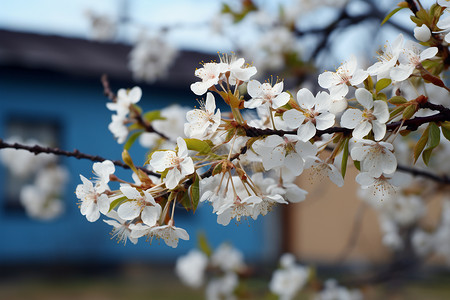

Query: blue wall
left=0, top=68, right=281, bottom=264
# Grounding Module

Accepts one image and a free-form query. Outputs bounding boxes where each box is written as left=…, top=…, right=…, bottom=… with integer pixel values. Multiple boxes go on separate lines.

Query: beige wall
left=287, top=166, right=392, bottom=264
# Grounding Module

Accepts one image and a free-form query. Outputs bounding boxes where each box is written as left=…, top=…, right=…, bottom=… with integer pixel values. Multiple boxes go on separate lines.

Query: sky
left=0, top=0, right=228, bottom=51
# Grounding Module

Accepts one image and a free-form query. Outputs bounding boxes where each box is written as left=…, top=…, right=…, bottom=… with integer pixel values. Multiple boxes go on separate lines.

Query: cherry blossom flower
left=108, top=114, right=128, bottom=144
left=151, top=221, right=190, bottom=248
left=76, top=175, right=111, bottom=222
left=219, top=54, right=257, bottom=85
left=350, top=140, right=397, bottom=177
left=175, top=249, right=208, bottom=288
left=117, top=185, right=161, bottom=226
left=75, top=160, right=115, bottom=222
left=283, top=88, right=335, bottom=141
left=211, top=243, right=245, bottom=272
left=91, top=160, right=115, bottom=193
left=216, top=195, right=262, bottom=226
left=318, top=55, right=368, bottom=97
left=315, top=279, right=363, bottom=300
left=269, top=254, right=309, bottom=300
left=244, top=80, right=290, bottom=109
left=305, top=156, right=344, bottom=187
left=103, top=211, right=138, bottom=245
left=438, top=15, right=450, bottom=44
left=184, top=92, right=221, bottom=139
left=355, top=172, right=397, bottom=200
left=205, top=272, right=238, bottom=300
left=267, top=181, right=308, bottom=203
left=149, top=137, right=195, bottom=190
left=129, top=34, right=177, bottom=83
left=190, top=62, right=228, bottom=95
left=106, top=87, right=142, bottom=117
left=391, top=41, right=438, bottom=81
left=340, top=88, right=389, bottom=141
left=252, top=135, right=317, bottom=175
left=367, top=34, right=404, bottom=79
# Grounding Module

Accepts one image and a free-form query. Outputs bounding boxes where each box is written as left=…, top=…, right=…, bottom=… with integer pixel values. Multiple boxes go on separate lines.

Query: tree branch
left=0, top=139, right=158, bottom=177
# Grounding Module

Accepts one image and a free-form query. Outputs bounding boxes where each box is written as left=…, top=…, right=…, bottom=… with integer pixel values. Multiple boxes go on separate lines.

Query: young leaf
left=375, top=78, right=392, bottom=93
left=442, top=126, right=450, bottom=142
left=422, top=122, right=440, bottom=165
left=414, top=125, right=430, bottom=163
left=353, top=160, right=361, bottom=171
left=184, top=138, right=211, bottom=154
left=341, top=138, right=350, bottom=178
left=198, top=232, right=213, bottom=257
left=381, top=7, right=404, bottom=25
left=124, top=130, right=144, bottom=151
left=143, top=110, right=165, bottom=122
left=179, top=191, right=192, bottom=211
left=108, top=196, right=128, bottom=212
left=189, top=173, right=200, bottom=213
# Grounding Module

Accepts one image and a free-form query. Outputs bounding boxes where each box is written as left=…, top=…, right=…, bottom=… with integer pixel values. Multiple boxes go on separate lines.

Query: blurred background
left=1, top=0, right=450, bottom=299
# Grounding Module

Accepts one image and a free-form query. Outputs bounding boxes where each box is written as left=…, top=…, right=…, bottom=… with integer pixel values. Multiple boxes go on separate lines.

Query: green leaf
left=341, top=138, right=349, bottom=178
left=414, top=126, right=430, bottom=163
left=143, top=110, right=165, bottom=122
left=364, top=75, right=374, bottom=91
left=124, top=131, right=144, bottom=151
left=353, top=160, right=361, bottom=171
left=422, top=122, right=440, bottom=165
left=442, top=126, right=450, bottom=141
left=382, top=7, right=404, bottom=25
left=184, top=138, right=211, bottom=154
left=179, top=191, right=192, bottom=211
left=375, top=78, right=392, bottom=93
left=224, top=128, right=237, bottom=143
left=197, top=232, right=213, bottom=257
left=212, top=162, right=223, bottom=176
left=189, top=173, right=200, bottom=213
left=108, top=196, right=128, bottom=212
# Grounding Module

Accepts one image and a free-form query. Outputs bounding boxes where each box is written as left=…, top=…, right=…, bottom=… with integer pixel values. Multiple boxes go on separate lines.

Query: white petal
left=283, top=109, right=305, bottom=128
left=117, top=201, right=141, bottom=220
left=353, top=121, right=372, bottom=139
left=315, top=113, right=335, bottom=130
left=297, top=121, right=316, bottom=141
left=372, top=121, right=386, bottom=141
left=296, top=88, right=315, bottom=109
left=141, top=206, right=161, bottom=226
left=247, top=80, right=262, bottom=98
left=341, top=109, right=363, bottom=129
left=355, top=88, right=373, bottom=109
left=272, top=92, right=290, bottom=109
left=373, top=101, right=389, bottom=123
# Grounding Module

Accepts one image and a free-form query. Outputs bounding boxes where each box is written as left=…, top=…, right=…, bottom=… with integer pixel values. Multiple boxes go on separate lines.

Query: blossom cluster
left=0, top=136, right=68, bottom=220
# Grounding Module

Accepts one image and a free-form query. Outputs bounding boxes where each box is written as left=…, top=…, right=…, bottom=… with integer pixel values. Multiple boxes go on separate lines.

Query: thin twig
left=0, top=139, right=158, bottom=177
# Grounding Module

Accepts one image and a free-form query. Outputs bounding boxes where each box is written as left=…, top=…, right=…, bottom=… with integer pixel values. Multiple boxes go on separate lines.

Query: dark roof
left=0, top=29, right=215, bottom=88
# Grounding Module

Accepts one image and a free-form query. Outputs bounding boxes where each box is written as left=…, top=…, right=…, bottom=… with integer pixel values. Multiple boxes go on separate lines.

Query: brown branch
left=0, top=139, right=159, bottom=177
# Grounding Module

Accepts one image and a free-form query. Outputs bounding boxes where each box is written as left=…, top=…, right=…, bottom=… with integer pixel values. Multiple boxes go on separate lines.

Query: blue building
left=0, top=29, right=283, bottom=265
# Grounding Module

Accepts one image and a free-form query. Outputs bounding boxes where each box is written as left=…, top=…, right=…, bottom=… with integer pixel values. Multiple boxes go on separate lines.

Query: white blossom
left=283, top=88, right=335, bottom=141
left=305, top=157, right=344, bottom=187
left=244, top=80, right=290, bottom=109
left=350, top=140, right=397, bottom=177
left=117, top=185, right=161, bottom=226
left=149, top=137, right=195, bottom=190
left=211, top=243, right=245, bottom=272
left=340, top=88, right=389, bottom=141
left=106, top=87, right=142, bottom=117
left=367, top=34, right=404, bottom=79
left=129, top=34, right=178, bottom=83
left=252, top=135, right=317, bottom=175
left=103, top=211, right=138, bottom=245
left=185, top=92, right=221, bottom=139
left=151, top=221, right=190, bottom=248
left=318, top=55, right=368, bottom=97
left=391, top=41, right=437, bottom=82
left=269, top=254, right=309, bottom=300
left=191, top=62, right=228, bottom=95
left=175, top=249, right=208, bottom=288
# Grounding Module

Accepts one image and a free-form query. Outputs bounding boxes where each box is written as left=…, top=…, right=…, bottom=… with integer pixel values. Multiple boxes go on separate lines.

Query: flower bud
left=414, top=24, right=431, bottom=42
